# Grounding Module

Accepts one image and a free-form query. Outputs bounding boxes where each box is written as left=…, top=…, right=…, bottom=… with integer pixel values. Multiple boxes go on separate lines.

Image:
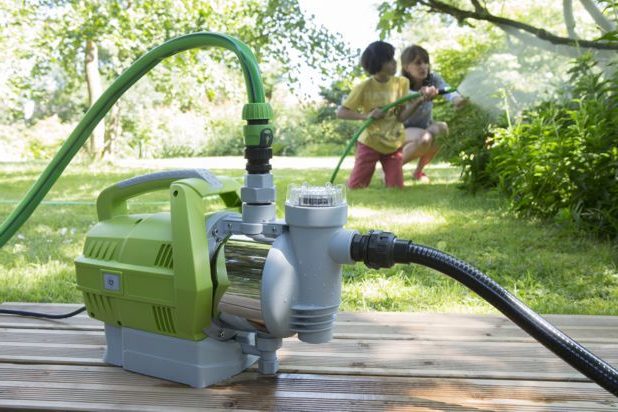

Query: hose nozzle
left=438, top=87, right=457, bottom=95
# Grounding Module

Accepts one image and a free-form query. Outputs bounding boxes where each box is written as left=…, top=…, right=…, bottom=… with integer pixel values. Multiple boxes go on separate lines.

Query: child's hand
left=420, top=86, right=438, bottom=102
left=368, top=108, right=386, bottom=120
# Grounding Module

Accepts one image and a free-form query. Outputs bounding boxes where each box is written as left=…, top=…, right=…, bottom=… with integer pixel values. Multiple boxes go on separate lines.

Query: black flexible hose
left=350, top=231, right=618, bottom=397
left=0, top=306, right=86, bottom=319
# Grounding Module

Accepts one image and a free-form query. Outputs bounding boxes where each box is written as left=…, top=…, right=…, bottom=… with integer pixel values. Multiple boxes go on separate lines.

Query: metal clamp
left=212, top=216, right=287, bottom=244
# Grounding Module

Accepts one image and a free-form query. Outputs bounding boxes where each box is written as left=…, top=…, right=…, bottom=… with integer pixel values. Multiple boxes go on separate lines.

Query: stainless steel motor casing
left=217, top=237, right=270, bottom=329
left=260, top=202, right=350, bottom=344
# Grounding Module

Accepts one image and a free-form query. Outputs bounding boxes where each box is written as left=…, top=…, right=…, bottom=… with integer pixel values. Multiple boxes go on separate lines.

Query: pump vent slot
left=154, top=244, right=174, bottom=269
left=85, top=292, right=113, bottom=316
left=84, top=240, right=117, bottom=261
left=152, top=305, right=176, bottom=334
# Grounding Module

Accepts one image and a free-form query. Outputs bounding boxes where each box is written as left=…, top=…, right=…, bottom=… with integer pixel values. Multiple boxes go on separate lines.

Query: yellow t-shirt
left=342, top=76, right=409, bottom=154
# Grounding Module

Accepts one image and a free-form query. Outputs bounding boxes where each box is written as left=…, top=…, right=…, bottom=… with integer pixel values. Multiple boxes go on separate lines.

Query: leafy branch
left=382, top=0, right=618, bottom=51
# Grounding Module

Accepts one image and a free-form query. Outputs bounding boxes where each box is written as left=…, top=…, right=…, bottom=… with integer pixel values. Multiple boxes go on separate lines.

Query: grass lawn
left=0, top=159, right=617, bottom=315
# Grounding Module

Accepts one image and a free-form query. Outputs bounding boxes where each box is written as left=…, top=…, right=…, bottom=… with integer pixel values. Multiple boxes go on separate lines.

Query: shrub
left=437, top=103, right=506, bottom=192
left=158, top=144, right=197, bottom=158
left=0, top=116, right=74, bottom=161
left=489, top=56, right=618, bottom=238
left=199, top=119, right=245, bottom=156
left=270, top=100, right=358, bottom=157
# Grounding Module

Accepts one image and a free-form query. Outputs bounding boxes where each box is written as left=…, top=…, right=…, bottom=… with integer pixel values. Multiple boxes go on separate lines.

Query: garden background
left=1, top=0, right=617, bottom=314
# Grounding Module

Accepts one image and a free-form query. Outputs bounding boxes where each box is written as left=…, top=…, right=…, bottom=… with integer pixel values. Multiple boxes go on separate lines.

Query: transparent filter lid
left=286, top=183, right=346, bottom=207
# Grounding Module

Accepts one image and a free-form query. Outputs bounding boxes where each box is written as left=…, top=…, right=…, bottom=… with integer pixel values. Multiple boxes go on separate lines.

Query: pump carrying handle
left=329, top=87, right=457, bottom=184
left=96, top=169, right=241, bottom=221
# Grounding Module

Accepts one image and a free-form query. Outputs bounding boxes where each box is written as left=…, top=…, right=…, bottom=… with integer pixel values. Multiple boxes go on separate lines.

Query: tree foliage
left=378, top=0, right=618, bottom=55
left=2, top=0, right=355, bottom=156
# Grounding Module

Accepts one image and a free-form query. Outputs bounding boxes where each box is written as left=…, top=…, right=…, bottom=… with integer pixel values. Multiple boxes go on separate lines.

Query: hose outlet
left=350, top=230, right=397, bottom=269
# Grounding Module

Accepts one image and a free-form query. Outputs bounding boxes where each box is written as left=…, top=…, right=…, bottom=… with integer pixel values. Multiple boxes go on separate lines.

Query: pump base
left=103, top=324, right=258, bottom=387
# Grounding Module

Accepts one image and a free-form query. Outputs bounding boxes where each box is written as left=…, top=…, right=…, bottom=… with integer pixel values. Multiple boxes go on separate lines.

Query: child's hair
left=401, top=45, right=432, bottom=88
left=360, top=41, right=395, bottom=75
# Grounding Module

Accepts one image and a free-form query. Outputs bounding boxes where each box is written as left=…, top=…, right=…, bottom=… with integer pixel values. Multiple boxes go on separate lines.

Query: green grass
left=0, top=160, right=617, bottom=315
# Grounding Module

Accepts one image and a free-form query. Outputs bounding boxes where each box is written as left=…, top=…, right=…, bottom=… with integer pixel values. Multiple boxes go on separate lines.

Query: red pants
left=347, top=142, right=404, bottom=189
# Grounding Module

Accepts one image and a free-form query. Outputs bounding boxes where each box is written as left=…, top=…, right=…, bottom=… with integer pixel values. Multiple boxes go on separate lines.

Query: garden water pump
left=1, top=32, right=617, bottom=396
left=74, top=169, right=353, bottom=387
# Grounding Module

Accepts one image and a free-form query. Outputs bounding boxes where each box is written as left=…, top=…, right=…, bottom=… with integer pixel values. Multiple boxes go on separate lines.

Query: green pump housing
left=75, top=170, right=241, bottom=341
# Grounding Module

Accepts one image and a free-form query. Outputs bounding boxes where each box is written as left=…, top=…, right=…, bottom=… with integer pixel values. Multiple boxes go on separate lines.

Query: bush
left=0, top=116, right=74, bottom=161
left=199, top=119, right=244, bottom=156
left=489, top=56, right=618, bottom=238
left=437, top=103, right=506, bottom=192
left=158, top=144, right=198, bottom=158
left=295, top=120, right=358, bottom=156
left=270, top=100, right=358, bottom=157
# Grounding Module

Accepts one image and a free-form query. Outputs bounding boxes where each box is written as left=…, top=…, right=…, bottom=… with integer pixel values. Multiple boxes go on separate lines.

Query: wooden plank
left=7, top=302, right=618, bottom=327
left=1, top=303, right=617, bottom=410
left=1, top=330, right=617, bottom=381
left=2, top=303, right=617, bottom=343
left=3, top=327, right=618, bottom=363
left=1, top=319, right=614, bottom=343
left=0, top=365, right=614, bottom=411
left=337, top=311, right=618, bottom=327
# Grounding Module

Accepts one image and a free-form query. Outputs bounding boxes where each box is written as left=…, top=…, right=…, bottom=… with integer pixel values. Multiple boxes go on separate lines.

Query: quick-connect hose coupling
left=242, top=102, right=274, bottom=174
left=241, top=102, right=276, bottom=234
left=350, top=230, right=398, bottom=268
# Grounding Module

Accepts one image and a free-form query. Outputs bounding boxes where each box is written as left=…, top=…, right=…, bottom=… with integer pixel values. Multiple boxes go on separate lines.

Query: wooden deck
left=0, top=303, right=616, bottom=411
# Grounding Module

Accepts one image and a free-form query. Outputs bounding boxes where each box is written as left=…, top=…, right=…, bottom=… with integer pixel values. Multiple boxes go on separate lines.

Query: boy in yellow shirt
left=337, top=41, right=424, bottom=188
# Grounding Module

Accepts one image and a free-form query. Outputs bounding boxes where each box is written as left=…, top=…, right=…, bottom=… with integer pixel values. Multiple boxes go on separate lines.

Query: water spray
left=0, top=32, right=617, bottom=396
left=329, top=87, right=456, bottom=184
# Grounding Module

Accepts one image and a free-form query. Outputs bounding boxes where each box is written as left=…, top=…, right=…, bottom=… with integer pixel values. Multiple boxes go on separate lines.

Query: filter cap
left=286, top=183, right=346, bottom=208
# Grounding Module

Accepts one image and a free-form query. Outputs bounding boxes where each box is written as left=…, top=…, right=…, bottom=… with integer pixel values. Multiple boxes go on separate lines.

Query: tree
left=378, top=0, right=618, bottom=57
left=7, top=0, right=355, bottom=158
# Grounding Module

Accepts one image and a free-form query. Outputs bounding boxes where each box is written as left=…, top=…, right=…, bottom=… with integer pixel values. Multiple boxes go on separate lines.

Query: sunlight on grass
left=341, top=269, right=491, bottom=313
left=1, top=160, right=617, bottom=315
left=349, top=206, right=446, bottom=226
left=2, top=260, right=81, bottom=303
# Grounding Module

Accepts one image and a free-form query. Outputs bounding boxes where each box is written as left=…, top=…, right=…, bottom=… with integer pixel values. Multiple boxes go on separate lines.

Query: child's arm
left=396, top=86, right=438, bottom=122
left=434, top=72, right=467, bottom=109
left=337, top=106, right=385, bottom=121
left=397, top=98, right=423, bottom=122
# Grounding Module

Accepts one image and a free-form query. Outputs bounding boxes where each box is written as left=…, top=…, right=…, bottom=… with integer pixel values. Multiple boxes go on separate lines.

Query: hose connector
left=242, top=103, right=274, bottom=147
left=350, top=230, right=397, bottom=269
left=242, top=102, right=274, bottom=175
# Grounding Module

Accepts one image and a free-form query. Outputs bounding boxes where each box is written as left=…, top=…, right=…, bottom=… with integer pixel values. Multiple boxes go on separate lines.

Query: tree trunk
left=85, top=39, right=105, bottom=157
left=497, top=23, right=614, bottom=62
left=103, top=105, right=121, bottom=157
left=579, top=0, right=617, bottom=33
left=563, top=0, right=578, bottom=39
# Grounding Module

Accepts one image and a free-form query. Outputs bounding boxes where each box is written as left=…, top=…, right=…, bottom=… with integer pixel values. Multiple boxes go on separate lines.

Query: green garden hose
left=0, top=32, right=267, bottom=248
left=329, top=87, right=456, bottom=184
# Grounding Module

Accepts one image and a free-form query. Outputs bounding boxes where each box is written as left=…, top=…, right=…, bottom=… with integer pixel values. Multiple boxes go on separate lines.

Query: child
left=336, top=41, right=424, bottom=189
left=400, top=45, right=467, bottom=182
